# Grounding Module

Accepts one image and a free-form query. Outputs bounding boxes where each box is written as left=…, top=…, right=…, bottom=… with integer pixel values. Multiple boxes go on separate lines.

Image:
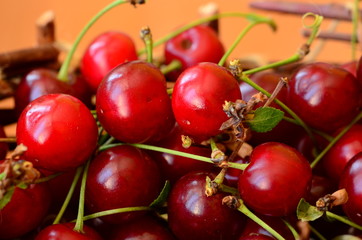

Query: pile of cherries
left=1, top=1, right=362, bottom=240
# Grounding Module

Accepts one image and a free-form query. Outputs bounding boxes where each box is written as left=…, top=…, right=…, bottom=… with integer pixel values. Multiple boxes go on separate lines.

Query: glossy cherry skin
left=35, top=223, right=103, bottom=240
left=168, top=171, right=246, bottom=240
left=339, top=152, right=362, bottom=225
left=225, top=156, right=249, bottom=188
left=96, top=60, right=175, bottom=143
left=0, top=183, right=51, bottom=239
left=238, top=142, right=312, bottom=216
left=16, top=93, right=99, bottom=172
left=85, top=145, right=162, bottom=224
left=81, top=31, right=138, bottom=92
left=322, top=124, right=362, bottom=183
left=172, top=62, right=242, bottom=140
left=164, top=25, right=225, bottom=81
left=109, top=215, right=177, bottom=240
left=151, top=124, right=215, bottom=185
left=287, top=62, right=361, bottom=132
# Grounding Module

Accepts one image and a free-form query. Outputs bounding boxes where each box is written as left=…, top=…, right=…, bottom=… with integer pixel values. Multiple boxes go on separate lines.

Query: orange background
left=0, top=0, right=359, bottom=64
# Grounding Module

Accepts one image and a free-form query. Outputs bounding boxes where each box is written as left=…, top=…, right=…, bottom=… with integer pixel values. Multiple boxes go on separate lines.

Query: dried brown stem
left=36, top=10, right=56, bottom=45
left=249, top=1, right=357, bottom=21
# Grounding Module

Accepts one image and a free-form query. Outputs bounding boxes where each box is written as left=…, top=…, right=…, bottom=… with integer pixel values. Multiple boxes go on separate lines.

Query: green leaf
left=0, top=172, right=6, bottom=181
left=149, top=180, right=171, bottom=208
left=297, top=198, right=324, bottom=222
left=246, top=107, right=284, bottom=133
left=0, top=186, right=15, bottom=210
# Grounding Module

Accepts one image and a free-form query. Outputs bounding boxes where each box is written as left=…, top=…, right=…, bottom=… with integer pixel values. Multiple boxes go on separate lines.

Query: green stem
left=53, top=166, right=83, bottom=225
left=57, top=0, right=129, bottom=81
left=140, top=26, right=153, bottom=63
left=237, top=199, right=285, bottom=240
left=326, top=211, right=362, bottom=231
left=74, top=206, right=151, bottom=222
left=310, top=111, right=362, bottom=168
left=137, top=12, right=276, bottom=56
left=160, top=59, right=182, bottom=75
left=35, top=172, right=62, bottom=184
left=351, top=0, right=359, bottom=61
left=73, top=160, right=91, bottom=233
left=99, top=142, right=248, bottom=170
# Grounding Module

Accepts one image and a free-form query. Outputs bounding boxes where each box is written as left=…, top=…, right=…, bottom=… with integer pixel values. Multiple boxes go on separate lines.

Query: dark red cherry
left=81, top=31, right=138, bottom=92
left=306, top=175, right=337, bottom=205
left=85, top=145, right=162, bottom=224
left=339, top=152, right=362, bottom=225
left=322, top=124, right=362, bottom=183
left=225, top=156, right=249, bottom=188
left=164, top=25, right=225, bottom=81
left=16, top=93, right=99, bottom=172
left=168, top=171, right=246, bottom=240
left=239, top=234, right=275, bottom=240
left=151, top=124, right=215, bottom=185
left=172, top=62, right=242, bottom=140
left=341, top=60, right=357, bottom=77
left=35, top=223, right=103, bottom=240
left=287, top=62, right=361, bottom=132
left=0, top=183, right=51, bottom=239
left=109, top=215, right=177, bottom=240
left=96, top=60, right=175, bottom=143
left=0, top=125, right=8, bottom=159
left=238, top=142, right=312, bottom=216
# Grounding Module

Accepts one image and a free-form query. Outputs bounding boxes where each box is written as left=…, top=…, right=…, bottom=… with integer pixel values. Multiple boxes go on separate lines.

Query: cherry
left=238, top=142, right=312, bottom=216
left=14, top=68, right=94, bottom=117
left=35, top=223, right=103, bottom=240
left=322, top=124, right=362, bottom=183
left=109, top=215, right=177, bottom=240
left=239, top=234, right=275, bottom=240
left=339, top=152, right=362, bottom=225
left=85, top=145, right=162, bottom=224
left=0, top=183, right=51, bottom=239
left=167, top=171, right=246, bottom=240
left=286, top=62, right=361, bottom=132
left=306, top=174, right=337, bottom=205
left=341, top=60, right=357, bottom=77
left=81, top=31, right=138, bottom=92
left=172, top=62, right=242, bottom=140
left=150, top=124, right=215, bottom=185
left=96, top=60, right=175, bottom=143
left=225, top=156, right=249, bottom=188
left=16, top=93, right=99, bottom=172
left=164, top=25, right=225, bottom=81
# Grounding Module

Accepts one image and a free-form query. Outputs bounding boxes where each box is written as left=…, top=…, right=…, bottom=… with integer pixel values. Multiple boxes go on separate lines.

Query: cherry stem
left=57, top=0, right=129, bottom=82
left=237, top=199, right=285, bottom=240
left=160, top=59, right=182, bottom=75
left=53, top=165, right=83, bottom=225
left=73, top=159, right=90, bottom=233
left=0, top=137, right=16, bottom=143
left=310, top=111, right=362, bottom=168
left=240, top=74, right=315, bottom=143
left=326, top=210, right=362, bottom=231
left=218, top=19, right=275, bottom=66
left=99, top=142, right=248, bottom=170
left=35, top=172, right=62, bottom=184
left=243, top=13, right=323, bottom=76
left=263, top=77, right=287, bottom=107
left=351, top=0, right=359, bottom=61
left=282, top=219, right=299, bottom=240
left=140, top=26, right=153, bottom=63
left=137, top=12, right=276, bottom=56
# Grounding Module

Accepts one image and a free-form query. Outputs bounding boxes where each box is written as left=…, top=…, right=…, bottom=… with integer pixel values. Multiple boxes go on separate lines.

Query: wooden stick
left=36, top=10, right=56, bottom=45
left=302, top=29, right=355, bottom=42
left=1, top=60, right=60, bottom=79
left=249, top=1, right=357, bottom=21
left=0, top=44, right=59, bottom=68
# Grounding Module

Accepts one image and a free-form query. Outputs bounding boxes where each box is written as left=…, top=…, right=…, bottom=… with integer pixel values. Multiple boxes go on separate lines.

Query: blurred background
left=0, top=0, right=359, bottom=64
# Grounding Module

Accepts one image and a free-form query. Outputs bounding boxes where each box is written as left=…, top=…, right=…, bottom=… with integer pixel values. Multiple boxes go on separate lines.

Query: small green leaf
left=246, top=107, right=284, bottom=133
left=17, top=182, right=28, bottom=189
left=297, top=198, right=324, bottom=221
left=0, top=186, right=15, bottom=210
left=149, top=180, right=171, bottom=208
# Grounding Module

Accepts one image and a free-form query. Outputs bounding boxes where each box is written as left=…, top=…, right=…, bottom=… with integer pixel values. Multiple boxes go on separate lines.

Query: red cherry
left=151, top=124, right=215, bottom=185
left=238, top=142, right=312, bottom=216
left=109, top=215, right=177, bottom=240
left=81, top=31, right=138, bottom=92
left=287, top=62, right=361, bottom=132
left=35, top=223, right=103, bottom=240
left=239, top=234, right=275, bottom=240
left=225, top=156, right=249, bottom=188
left=168, top=171, right=246, bottom=240
left=341, top=60, right=357, bottom=77
left=85, top=145, right=162, bottom=224
left=16, top=93, right=99, bottom=172
left=164, top=25, right=225, bottom=81
left=339, top=152, right=362, bottom=225
left=172, top=62, right=242, bottom=140
left=0, top=183, right=51, bottom=239
left=322, top=124, right=362, bottom=183
left=96, top=60, right=175, bottom=143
